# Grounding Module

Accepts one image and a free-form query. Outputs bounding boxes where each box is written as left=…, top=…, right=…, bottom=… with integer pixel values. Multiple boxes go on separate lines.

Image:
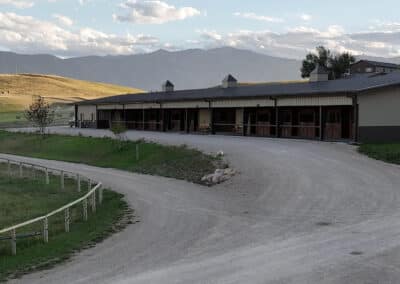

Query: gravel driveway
left=4, top=127, right=400, bottom=283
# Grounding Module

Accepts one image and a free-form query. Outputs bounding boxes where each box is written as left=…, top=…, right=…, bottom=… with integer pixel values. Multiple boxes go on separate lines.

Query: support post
left=43, top=217, right=49, bottom=243
left=99, top=186, right=103, bottom=205
left=353, top=95, right=359, bottom=143
left=209, top=101, right=215, bottom=135
left=77, top=174, right=81, bottom=192
left=64, top=208, right=70, bottom=233
left=7, top=160, right=11, bottom=176
left=11, top=229, right=16, bottom=256
left=275, top=99, right=279, bottom=138
left=19, top=162, right=23, bottom=178
left=45, top=168, right=50, bottom=185
left=83, top=199, right=88, bottom=221
left=185, top=109, right=188, bottom=133
left=319, top=106, right=323, bottom=141
left=142, top=109, right=145, bottom=130
left=60, top=171, right=65, bottom=190
left=88, top=179, right=92, bottom=191
left=91, top=192, right=96, bottom=213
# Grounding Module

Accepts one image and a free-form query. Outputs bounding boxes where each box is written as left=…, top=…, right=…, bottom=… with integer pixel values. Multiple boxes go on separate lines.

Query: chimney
left=310, top=64, right=329, bottom=82
left=222, top=74, right=238, bottom=88
left=162, top=80, right=174, bottom=92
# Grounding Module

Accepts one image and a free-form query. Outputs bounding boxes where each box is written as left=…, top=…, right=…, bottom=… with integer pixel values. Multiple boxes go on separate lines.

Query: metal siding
left=125, top=103, right=160, bottom=109
left=77, top=105, right=96, bottom=121
left=212, top=99, right=274, bottom=108
left=277, top=96, right=352, bottom=106
left=163, top=101, right=209, bottom=109
left=359, top=87, right=400, bottom=126
left=97, top=104, right=124, bottom=110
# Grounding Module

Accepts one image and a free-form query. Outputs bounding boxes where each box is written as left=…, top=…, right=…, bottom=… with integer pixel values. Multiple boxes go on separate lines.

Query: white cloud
left=197, top=25, right=400, bottom=59
left=113, top=0, right=200, bottom=24
left=0, top=0, right=33, bottom=8
left=0, top=12, right=160, bottom=56
left=234, top=12, right=284, bottom=23
left=52, top=14, right=73, bottom=26
left=300, top=14, right=312, bottom=21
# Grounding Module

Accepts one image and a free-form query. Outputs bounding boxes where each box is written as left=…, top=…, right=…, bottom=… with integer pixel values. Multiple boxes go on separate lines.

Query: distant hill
left=0, top=47, right=302, bottom=91
left=0, top=74, right=143, bottom=112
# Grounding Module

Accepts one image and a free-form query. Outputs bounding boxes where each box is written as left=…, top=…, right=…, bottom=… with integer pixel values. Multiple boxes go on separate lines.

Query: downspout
left=273, top=97, right=279, bottom=137
left=352, top=94, right=359, bottom=143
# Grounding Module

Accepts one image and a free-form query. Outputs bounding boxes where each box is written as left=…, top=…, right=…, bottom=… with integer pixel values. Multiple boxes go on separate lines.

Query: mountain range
left=1, top=47, right=399, bottom=91
left=0, top=47, right=302, bottom=91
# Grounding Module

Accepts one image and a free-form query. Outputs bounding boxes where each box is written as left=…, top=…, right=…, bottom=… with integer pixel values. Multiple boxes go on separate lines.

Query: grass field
left=0, top=131, right=220, bottom=183
left=0, top=74, right=144, bottom=127
left=359, top=143, right=400, bottom=165
left=0, top=164, right=129, bottom=281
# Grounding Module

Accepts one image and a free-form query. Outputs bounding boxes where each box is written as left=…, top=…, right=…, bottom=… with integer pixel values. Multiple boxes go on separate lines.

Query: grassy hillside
left=0, top=74, right=144, bottom=127
left=0, top=74, right=143, bottom=113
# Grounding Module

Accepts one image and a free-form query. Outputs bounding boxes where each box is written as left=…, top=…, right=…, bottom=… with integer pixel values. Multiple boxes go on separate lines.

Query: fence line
left=0, top=157, right=103, bottom=256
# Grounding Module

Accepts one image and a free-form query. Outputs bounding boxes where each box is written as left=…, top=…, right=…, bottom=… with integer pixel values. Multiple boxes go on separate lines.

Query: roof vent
left=310, top=64, right=329, bottom=82
left=162, top=80, right=174, bottom=92
left=222, top=74, right=238, bottom=88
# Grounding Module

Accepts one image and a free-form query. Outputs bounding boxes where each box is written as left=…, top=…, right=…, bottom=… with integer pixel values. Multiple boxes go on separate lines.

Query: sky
left=1, top=0, right=400, bottom=58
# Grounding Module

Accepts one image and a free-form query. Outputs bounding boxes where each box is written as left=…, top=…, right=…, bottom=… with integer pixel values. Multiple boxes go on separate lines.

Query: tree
left=24, top=96, right=55, bottom=135
left=330, top=52, right=356, bottom=79
left=110, top=123, right=128, bottom=150
left=301, top=46, right=331, bottom=78
left=301, top=46, right=355, bottom=79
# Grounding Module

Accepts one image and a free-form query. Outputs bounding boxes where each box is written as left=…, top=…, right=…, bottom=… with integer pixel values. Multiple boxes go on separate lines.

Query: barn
left=75, top=66, right=400, bottom=143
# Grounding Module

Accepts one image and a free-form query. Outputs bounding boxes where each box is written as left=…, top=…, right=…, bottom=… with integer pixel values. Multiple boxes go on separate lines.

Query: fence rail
left=0, top=157, right=103, bottom=256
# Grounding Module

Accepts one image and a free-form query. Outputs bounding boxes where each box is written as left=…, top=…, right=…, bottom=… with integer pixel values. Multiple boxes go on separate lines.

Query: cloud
left=113, top=0, right=200, bottom=24
left=52, top=14, right=73, bottom=26
left=0, top=0, right=33, bottom=8
left=300, top=14, right=312, bottom=21
left=197, top=25, right=400, bottom=59
left=233, top=12, right=284, bottom=23
left=0, top=12, right=160, bottom=56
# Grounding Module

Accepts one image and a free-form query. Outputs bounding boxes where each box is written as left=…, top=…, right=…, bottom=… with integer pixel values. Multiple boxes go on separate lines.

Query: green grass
left=0, top=112, right=25, bottom=123
left=0, top=131, right=219, bottom=184
left=359, top=143, right=400, bottom=165
left=0, top=165, right=129, bottom=281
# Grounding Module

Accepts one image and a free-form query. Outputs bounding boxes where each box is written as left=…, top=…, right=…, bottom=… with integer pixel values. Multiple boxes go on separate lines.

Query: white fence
left=0, top=157, right=103, bottom=255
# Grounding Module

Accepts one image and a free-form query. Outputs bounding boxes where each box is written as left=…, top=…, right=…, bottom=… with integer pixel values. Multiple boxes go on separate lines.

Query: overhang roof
left=77, top=72, right=400, bottom=105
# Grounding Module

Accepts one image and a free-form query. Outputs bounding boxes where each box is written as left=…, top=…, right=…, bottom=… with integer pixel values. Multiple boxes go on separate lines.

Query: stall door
left=325, top=109, right=342, bottom=140
left=298, top=109, right=316, bottom=138
left=280, top=110, right=292, bottom=137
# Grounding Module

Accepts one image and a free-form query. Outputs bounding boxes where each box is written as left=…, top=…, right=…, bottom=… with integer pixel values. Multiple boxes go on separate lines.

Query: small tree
left=24, top=96, right=55, bottom=135
left=301, top=46, right=355, bottom=79
left=110, top=123, right=128, bottom=150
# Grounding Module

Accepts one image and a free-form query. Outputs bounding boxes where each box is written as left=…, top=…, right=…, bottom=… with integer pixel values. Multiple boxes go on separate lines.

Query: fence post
left=60, top=171, right=65, bottom=190
left=91, top=192, right=96, bottom=213
left=11, top=229, right=16, bottom=256
left=77, top=174, right=81, bottom=192
left=88, top=179, right=91, bottom=191
left=83, top=199, right=88, bottom=221
left=7, top=160, right=11, bottom=176
left=98, top=185, right=103, bottom=205
left=64, top=208, right=70, bottom=233
left=43, top=217, right=49, bottom=243
left=19, top=162, right=23, bottom=178
left=45, top=168, right=50, bottom=185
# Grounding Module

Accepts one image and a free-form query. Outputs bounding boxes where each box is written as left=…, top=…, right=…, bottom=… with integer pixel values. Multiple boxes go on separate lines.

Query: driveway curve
left=4, top=127, right=400, bottom=284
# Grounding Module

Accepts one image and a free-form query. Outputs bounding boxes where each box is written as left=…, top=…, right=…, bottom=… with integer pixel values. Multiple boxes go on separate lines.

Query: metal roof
left=353, top=60, right=400, bottom=69
left=78, top=72, right=400, bottom=105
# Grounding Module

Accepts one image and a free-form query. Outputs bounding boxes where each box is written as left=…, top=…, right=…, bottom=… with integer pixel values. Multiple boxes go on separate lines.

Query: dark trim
left=74, top=105, right=78, bottom=127
left=352, top=95, right=359, bottom=142
left=359, top=126, right=400, bottom=143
